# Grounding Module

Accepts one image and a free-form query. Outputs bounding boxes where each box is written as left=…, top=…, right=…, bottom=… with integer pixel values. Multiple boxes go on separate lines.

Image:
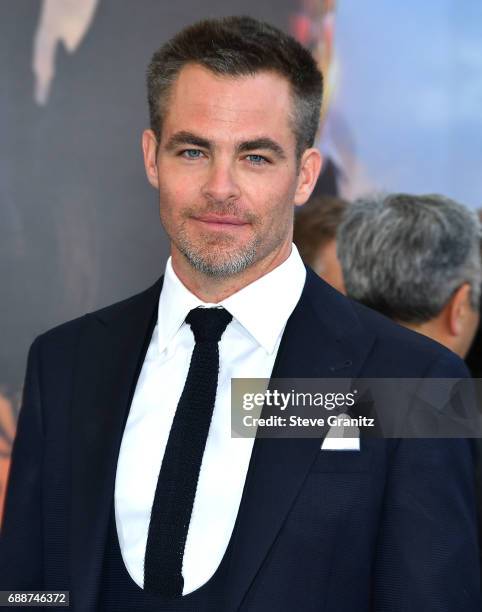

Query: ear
left=293, top=148, right=323, bottom=207
left=142, top=129, right=160, bottom=189
left=448, top=283, right=472, bottom=336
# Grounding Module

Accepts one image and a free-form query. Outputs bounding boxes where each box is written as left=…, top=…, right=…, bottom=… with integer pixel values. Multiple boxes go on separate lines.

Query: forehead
left=161, top=63, right=295, bottom=145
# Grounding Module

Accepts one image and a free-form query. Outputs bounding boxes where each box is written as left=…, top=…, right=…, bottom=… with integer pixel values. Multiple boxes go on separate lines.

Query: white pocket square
left=321, top=436, right=360, bottom=451
left=321, top=414, right=360, bottom=450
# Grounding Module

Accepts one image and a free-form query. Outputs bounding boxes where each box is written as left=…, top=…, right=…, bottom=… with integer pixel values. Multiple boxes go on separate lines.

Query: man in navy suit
left=1, top=16, right=480, bottom=611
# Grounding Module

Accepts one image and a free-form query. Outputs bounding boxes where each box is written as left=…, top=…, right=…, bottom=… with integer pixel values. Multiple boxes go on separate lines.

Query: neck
left=171, top=240, right=293, bottom=303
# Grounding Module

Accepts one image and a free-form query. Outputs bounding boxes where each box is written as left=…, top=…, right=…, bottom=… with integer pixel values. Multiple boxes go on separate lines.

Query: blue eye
left=246, top=154, right=267, bottom=165
left=182, top=149, right=203, bottom=159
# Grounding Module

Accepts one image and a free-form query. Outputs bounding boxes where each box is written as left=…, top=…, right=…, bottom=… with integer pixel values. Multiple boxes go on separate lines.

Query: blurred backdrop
left=1, top=0, right=481, bottom=519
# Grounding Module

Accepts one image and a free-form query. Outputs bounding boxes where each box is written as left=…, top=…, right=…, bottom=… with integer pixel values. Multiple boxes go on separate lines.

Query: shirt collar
left=157, top=244, right=306, bottom=355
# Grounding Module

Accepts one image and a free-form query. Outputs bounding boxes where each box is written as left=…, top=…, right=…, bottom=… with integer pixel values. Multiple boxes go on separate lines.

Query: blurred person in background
left=337, top=193, right=481, bottom=359
left=290, top=0, right=340, bottom=196
left=337, top=191, right=482, bottom=581
left=290, top=0, right=374, bottom=200
left=293, top=194, right=348, bottom=293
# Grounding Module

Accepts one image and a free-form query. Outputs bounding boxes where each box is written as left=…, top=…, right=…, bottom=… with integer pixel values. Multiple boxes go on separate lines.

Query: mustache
left=184, top=202, right=258, bottom=224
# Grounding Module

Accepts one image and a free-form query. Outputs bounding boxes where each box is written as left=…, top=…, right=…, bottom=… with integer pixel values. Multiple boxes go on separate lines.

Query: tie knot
left=185, top=307, right=233, bottom=343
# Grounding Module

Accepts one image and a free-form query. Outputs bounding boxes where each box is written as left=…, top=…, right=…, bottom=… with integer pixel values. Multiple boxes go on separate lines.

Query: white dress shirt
left=114, top=244, right=306, bottom=594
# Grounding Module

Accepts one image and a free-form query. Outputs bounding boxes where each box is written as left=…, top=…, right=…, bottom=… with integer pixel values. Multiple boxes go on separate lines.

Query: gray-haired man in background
left=338, top=192, right=482, bottom=580
left=337, top=193, right=481, bottom=359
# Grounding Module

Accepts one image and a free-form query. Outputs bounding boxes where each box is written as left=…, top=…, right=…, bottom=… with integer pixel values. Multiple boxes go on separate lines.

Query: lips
left=193, top=215, right=248, bottom=226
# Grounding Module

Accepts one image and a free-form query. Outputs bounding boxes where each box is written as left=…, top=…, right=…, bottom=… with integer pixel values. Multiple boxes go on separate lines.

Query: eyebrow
left=164, top=131, right=212, bottom=152
left=237, top=138, right=287, bottom=160
left=164, top=131, right=287, bottom=160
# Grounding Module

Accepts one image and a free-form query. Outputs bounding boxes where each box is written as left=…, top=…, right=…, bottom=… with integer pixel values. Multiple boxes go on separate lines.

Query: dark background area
left=0, top=0, right=297, bottom=397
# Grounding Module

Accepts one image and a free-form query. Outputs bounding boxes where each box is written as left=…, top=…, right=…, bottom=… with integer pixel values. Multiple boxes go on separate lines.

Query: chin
left=183, top=247, right=258, bottom=278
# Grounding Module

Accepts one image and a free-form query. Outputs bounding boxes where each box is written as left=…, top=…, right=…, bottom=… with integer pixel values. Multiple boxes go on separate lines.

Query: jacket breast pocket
left=309, top=447, right=373, bottom=473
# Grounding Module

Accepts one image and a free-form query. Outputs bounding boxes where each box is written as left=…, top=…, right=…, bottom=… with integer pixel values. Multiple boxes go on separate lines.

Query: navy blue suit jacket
left=1, top=269, right=480, bottom=611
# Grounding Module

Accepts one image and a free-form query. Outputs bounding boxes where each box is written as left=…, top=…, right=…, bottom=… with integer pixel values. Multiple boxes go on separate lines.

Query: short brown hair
left=294, top=195, right=348, bottom=267
left=146, top=16, right=323, bottom=160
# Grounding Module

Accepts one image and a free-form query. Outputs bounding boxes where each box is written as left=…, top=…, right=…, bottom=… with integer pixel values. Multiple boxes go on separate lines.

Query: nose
left=201, top=159, right=241, bottom=203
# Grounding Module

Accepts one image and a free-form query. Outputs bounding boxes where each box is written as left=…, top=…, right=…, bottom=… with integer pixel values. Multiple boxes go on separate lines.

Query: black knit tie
left=144, top=306, right=233, bottom=597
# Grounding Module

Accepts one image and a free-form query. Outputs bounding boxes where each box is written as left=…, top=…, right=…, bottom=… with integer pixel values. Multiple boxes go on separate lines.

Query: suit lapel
left=70, top=279, right=162, bottom=610
left=226, top=269, right=376, bottom=611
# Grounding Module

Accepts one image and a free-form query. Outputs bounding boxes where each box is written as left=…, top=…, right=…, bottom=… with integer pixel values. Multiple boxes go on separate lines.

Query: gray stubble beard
left=175, top=231, right=260, bottom=278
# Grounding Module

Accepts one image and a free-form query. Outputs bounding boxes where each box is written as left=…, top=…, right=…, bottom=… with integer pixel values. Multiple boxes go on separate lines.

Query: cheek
left=158, top=178, right=194, bottom=218
left=247, top=173, right=296, bottom=215
left=157, top=158, right=200, bottom=203
left=261, top=184, right=296, bottom=224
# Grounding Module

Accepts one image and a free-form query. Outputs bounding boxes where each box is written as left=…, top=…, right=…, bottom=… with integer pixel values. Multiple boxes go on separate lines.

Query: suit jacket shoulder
left=36, top=278, right=163, bottom=354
